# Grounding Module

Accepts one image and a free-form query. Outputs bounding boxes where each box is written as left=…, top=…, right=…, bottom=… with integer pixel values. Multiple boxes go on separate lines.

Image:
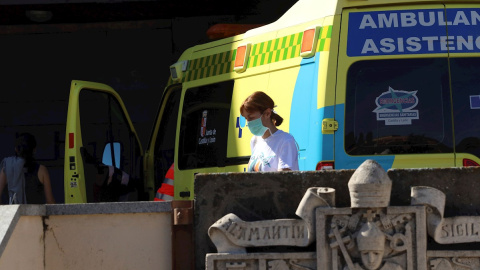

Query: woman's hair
left=240, top=91, right=284, bottom=126
left=15, top=133, right=37, bottom=172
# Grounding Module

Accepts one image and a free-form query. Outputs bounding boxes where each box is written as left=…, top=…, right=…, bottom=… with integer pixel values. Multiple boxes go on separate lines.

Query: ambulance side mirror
left=102, top=142, right=121, bottom=169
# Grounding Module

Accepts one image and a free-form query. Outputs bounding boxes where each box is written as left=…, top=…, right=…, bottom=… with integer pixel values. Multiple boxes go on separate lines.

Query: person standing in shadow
left=0, top=133, right=55, bottom=204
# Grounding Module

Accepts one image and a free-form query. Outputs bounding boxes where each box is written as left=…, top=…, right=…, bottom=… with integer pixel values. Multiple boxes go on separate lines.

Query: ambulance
left=64, top=0, right=480, bottom=203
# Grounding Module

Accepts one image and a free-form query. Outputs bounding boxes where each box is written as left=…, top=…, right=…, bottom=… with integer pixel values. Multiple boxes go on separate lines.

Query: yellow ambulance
left=64, top=0, right=480, bottom=203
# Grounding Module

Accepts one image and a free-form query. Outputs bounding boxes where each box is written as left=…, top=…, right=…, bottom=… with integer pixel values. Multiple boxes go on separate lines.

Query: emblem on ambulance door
left=201, top=110, right=208, bottom=137
left=373, top=86, right=419, bottom=126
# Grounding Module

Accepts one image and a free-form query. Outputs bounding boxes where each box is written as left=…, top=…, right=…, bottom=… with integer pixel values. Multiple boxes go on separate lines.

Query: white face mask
left=247, top=114, right=269, bottom=136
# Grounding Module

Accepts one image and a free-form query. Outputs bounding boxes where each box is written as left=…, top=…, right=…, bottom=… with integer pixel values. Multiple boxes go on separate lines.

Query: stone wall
left=194, top=167, right=480, bottom=270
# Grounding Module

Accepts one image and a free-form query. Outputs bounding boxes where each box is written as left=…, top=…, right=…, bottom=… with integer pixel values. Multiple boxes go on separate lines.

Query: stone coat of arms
left=206, top=160, right=480, bottom=270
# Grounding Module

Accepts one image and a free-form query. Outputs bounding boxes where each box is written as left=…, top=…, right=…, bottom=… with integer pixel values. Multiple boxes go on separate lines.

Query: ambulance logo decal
left=200, top=110, right=208, bottom=137
left=373, top=87, right=419, bottom=125
left=236, top=115, right=247, bottom=138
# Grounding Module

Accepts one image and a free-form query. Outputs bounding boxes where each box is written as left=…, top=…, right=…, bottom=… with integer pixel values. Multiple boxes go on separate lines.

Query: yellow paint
left=318, top=15, right=338, bottom=110
left=227, top=74, right=270, bottom=158
left=391, top=154, right=455, bottom=168
left=64, top=80, right=142, bottom=203
left=267, top=67, right=300, bottom=133
left=455, top=153, right=480, bottom=167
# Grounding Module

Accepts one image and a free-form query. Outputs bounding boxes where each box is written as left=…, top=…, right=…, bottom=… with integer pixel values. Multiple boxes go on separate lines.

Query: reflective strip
left=157, top=182, right=174, bottom=198
left=154, top=163, right=175, bottom=201
left=163, top=177, right=174, bottom=186
left=156, top=192, right=174, bottom=201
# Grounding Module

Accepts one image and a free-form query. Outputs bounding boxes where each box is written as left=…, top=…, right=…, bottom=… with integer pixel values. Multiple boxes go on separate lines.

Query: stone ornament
left=206, top=160, right=480, bottom=270
left=208, top=187, right=335, bottom=253
left=412, top=186, right=480, bottom=244
left=348, top=159, right=391, bottom=208
left=316, top=205, right=424, bottom=270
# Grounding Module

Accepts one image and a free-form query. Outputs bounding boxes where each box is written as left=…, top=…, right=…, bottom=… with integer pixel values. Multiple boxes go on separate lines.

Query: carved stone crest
left=206, top=160, right=480, bottom=270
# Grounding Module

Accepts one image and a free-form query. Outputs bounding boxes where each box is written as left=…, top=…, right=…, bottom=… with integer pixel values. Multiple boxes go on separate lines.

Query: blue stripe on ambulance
left=334, top=103, right=395, bottom=170
left=290, top=54, right=334, bottom=171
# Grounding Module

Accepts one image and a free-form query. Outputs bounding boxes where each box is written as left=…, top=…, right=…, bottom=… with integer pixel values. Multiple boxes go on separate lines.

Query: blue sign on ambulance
left=348, top=8, right=480, bottom=56
left=471, top=95, right=480, bottom=109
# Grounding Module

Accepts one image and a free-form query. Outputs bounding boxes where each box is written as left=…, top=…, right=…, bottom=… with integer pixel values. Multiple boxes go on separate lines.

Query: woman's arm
left=277, top=136, right=299, bottom=171
left=38, top=165, right=56, bottom=204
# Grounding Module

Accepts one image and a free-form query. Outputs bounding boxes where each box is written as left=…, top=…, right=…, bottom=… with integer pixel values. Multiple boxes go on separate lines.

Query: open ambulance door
left=445, top=4, right=480, bottom=168
left=144, top=84, right=182, bottom=201
left=64, top=80, right=144, bottom=204
left=335, top=5, right=455, bottom=170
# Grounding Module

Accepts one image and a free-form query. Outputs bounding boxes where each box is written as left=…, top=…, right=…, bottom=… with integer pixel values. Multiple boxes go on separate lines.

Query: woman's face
left=244, top=108, right=272, bottom=124
left=243, top=110, right=262, bottom=122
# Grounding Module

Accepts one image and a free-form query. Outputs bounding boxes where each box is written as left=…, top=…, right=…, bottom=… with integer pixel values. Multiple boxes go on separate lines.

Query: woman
left=240, top=91, right=299, bottom=172
left=0, top=133, right=56, bottom=204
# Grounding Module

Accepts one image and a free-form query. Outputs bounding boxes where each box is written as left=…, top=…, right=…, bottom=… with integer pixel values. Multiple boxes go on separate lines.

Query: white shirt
left=248, top=130, right=299, bottom=172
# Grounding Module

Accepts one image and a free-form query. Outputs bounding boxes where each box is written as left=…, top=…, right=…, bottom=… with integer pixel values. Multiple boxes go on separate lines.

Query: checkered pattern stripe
left=185, top=50, right=235, bottom=82
left=175, top=25, right=332, bottom=83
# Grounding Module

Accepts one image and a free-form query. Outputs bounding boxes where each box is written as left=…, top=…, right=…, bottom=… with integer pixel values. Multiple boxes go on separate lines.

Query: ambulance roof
left=244, top=0, right=337, bottom=38
left=244, top=0, right=477, bottom=38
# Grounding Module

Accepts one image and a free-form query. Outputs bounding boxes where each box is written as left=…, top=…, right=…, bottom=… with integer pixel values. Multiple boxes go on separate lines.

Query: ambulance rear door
left=174, top=80, right=238, bottom=200
left=64, top=80, right=144, bottom=203
left=446, top=4, right=480, bottom=167
left=335, top=5, right=455, bottom=170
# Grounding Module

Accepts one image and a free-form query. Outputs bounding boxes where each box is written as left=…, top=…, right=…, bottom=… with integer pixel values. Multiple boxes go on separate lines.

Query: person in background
left=240, top=91, right=299, bottom=172
left=0, top=133, right=55, bottom=204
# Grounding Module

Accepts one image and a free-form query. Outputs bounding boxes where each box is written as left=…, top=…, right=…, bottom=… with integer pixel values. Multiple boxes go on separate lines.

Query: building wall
left=0, top=216, right=44, bottom=270
left=45, top=212, right=171, bottom=270
left=0, top=202, right=172, bottom=270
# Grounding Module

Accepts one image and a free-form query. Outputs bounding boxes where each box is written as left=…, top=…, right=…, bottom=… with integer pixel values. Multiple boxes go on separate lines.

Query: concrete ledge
left=46, top=201, right=171, bottom=216
left=18, top=204, right=46, bottom=216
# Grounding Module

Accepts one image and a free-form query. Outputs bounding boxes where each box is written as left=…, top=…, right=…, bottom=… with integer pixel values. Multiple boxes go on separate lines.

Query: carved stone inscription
left=209, top=213, right=310, bottom=251
left=220, top=216, right=307, bottom=242
left=206, top=252, right=316, bottom=270
left=439, top=219, right=480, bottom=241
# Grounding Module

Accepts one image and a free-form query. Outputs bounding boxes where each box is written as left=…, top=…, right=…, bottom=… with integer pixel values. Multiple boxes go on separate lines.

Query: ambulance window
left=344, top=58, right=453, bottom=155
left=153, top=86, right=181, bottom=190
left=450, top=58, right=480, bottom=158
left=79, top=90, right=140, bottom=202
left=179, top=81, right=233, bottom=170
